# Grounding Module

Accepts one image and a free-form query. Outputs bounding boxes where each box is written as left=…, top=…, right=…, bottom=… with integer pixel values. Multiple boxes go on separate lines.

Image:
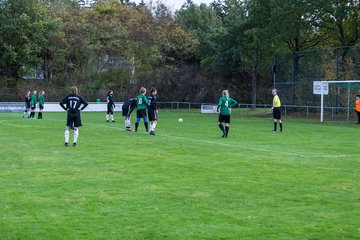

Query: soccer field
left=0, top=111, right=359, bottom=239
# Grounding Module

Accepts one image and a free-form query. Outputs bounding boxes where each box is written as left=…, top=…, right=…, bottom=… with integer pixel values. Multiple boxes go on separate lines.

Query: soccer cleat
left=126, top=128, right=132, bottom=132
left=112, top=120, right=115, bottom=122
left=64, top=143, right=68, bottom=147
left=72, top=143, right=77, bottom=147
left=273, top=130, right=276, bottom=133
left=106, top=120, right=109, bottom=122
left=225, top=132, right=228, bottom=138
left=221, top=131, right=226, bottom=138
left=150, top=131, right=155, bottom=135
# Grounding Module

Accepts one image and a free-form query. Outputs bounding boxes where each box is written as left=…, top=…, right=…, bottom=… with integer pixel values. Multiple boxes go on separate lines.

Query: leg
left=64, top=126, right=70, bottom=146
left=279, top=119, right=283, bottom=131
left=135, top=118, right=140, bottom=132
left=125, top=116, right=132, bottom=131
left=73, top=127, right=79, bottom=146
left=218, top=122, right=225, bottom=138
left=150, top=120, right=157, bottom=135
left=144, top=117, right=149, bottom=132
left=225, top=123, right=230, bottom=138
left=273, top=119, right=277, bottom=132
left=110, top=109, right=115, bottom=122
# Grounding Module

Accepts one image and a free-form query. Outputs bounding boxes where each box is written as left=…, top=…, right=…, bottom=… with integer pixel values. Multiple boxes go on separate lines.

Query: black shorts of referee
left=273, top=107, right=281, bottom=119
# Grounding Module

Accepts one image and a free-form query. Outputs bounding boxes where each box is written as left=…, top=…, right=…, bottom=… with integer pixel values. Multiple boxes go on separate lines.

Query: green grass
left=0, top=111, right=359, bottom=239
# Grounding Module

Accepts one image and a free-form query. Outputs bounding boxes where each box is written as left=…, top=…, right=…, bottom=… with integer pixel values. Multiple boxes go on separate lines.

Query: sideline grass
left=0, top=111, right=359, bottom=239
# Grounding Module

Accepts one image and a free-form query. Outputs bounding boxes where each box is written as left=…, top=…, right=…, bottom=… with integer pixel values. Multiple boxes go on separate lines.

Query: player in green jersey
left=29, top=90, right=37, bottom=119
left=135, top=87, right=149, bottom=132
left=217, top=90, right=238, bottom=138
left=38, top=90, right=45, bottom=119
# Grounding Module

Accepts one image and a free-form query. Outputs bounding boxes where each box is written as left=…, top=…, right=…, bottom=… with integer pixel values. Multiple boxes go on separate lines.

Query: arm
left=59, top=97, right=67, bottom=111
left=217, top=98, right=223, bottom=112
left=230, top=99, right=238, bottom=108
left=80, top=96, right=88, bottom=111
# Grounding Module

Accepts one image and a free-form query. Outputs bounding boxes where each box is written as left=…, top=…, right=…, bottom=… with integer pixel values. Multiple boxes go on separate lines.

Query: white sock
left=106, top=114, right=109, bottom=121
left=73, top=128, right=79, bottom=143
left=125, top=119, right=131, bottom=128
left=151, top=122, right=157, bottom=132
left=110, top=115, right=114, bottom=121
left=64, top=127, right=70, bottom=143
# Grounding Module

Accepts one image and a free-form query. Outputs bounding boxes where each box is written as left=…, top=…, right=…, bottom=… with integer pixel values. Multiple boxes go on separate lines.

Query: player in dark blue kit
left=23, top=91, right=31, bottom=118
left=106, top=90, right=115, bottom=122
left=122, top=98, right=137, bottom=131
left=147, top=87, right=158, bottom=135
left=60, top=86, right=88, bottom=147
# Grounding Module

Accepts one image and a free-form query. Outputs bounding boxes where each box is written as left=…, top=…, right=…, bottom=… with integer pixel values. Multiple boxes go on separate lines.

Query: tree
left=0, top=0, right=57, bottom=78
left=319, top=0, right=360, bottom=47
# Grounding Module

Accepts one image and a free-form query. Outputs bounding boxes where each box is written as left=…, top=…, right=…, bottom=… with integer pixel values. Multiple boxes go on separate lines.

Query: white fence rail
left=0, top=101, right=357, bottom=121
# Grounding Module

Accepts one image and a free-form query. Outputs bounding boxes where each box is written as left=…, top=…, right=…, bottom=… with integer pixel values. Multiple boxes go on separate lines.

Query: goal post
left=320, top=80, right=360, bottom=122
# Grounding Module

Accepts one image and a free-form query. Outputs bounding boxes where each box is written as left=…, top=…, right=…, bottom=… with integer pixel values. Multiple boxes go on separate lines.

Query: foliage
left=0, top=0, right=58, bottom=78
left=1, top=0, right=360, bottom=103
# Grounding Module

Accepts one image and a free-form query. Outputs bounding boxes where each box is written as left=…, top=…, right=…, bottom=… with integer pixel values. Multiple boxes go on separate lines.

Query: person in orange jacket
left=355, top=95, right=360, bottom=124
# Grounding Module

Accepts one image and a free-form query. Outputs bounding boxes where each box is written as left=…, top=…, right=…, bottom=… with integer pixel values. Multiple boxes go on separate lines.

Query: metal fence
left=274, top=45, right=360, bottom=107
left=156, top=102, right=358, bottom=122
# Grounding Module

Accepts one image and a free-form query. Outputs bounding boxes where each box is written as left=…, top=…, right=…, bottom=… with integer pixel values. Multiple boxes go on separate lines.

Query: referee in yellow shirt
left=272, top=89, right=283, bottom=132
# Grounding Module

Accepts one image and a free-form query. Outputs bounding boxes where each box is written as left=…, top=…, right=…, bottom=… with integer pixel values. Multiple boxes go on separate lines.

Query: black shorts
left=218, top=114, right=230, bottom=123
left=31, top=104, right=36, bottom=110
left=273, top=107, right=281, bottom=119
left=122, top=105, right=130, bottom=116
left=148, top=108, right=157, bottom=121
left=39, top=104, right=44, bottom=110
left=25, top=102, right=30, bottom=109
left=137, top=109, right=147, bottom=118
left=66, top=111, right=82, bottom=128
left=107, top=104, right=114, bottom=114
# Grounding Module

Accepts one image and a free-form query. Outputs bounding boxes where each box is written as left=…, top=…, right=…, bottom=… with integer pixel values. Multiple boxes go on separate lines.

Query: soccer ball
left=178, top=118, right=183, bottom=123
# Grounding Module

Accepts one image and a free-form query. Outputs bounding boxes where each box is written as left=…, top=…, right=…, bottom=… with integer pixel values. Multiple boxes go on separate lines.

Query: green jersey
left=39, top=94, right=44, bottom=105
left=217, top=96, right=238, bottom=115
left=30, top=94, right=37, bottom=105
left=137, top=94, right=148, bottom=110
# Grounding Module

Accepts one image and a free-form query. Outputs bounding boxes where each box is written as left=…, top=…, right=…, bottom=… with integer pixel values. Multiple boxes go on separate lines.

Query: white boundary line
left=1, top=117, right=358, bottom=159
left=162, top=134, right=306, bottom=158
